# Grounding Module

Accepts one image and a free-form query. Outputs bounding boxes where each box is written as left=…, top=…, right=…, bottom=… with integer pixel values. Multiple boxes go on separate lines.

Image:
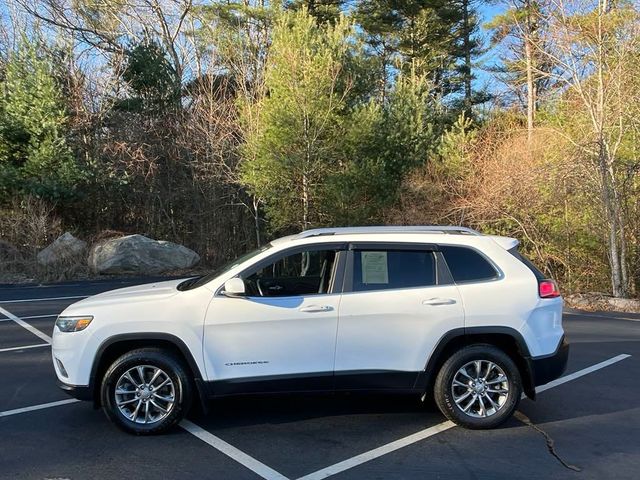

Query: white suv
left=52, top=226, right=568, bottom=434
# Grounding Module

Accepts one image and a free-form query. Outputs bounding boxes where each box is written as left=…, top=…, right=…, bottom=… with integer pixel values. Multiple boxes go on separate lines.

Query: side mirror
left=223, top=277, right=246, bottom=297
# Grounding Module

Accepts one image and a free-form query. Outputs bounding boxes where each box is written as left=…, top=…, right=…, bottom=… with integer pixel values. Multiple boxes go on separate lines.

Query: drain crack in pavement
left=514, top=411, right=581, bottom=472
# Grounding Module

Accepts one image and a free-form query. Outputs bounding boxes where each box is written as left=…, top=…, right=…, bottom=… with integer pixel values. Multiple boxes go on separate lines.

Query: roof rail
left=295, top=225, right=481, bottom=239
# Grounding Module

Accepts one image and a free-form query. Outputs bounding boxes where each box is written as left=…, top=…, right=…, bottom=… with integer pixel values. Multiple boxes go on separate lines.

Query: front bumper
left=57, top=380, right=93, bottom=401
left=530, top=336, right=570, bottom=387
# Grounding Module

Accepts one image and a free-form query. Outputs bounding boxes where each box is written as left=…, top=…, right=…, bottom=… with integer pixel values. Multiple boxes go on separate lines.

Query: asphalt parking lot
left=0, top=278, right=638, bottom=480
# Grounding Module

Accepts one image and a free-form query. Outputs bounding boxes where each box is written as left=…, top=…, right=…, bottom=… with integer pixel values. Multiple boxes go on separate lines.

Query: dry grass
left=385, top=120, right=611, bottom=294
left=0, top=196, right=90, bottom=283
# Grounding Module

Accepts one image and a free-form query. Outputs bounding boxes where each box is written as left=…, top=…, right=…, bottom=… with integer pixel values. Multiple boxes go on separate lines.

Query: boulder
left=89, top=234, right=200, bottom=274
left=565, top=292, right=640, bottom=313
left=0, top=240, right=21, bottom=262
left=607, top=297, right=640, bottom=313
left=37, top=232, right=86, bottom=266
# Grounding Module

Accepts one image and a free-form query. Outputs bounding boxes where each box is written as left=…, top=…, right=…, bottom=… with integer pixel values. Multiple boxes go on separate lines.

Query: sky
left=476, top=2, right=508, bottom=93
left=0, top=0, right=508, bottom=94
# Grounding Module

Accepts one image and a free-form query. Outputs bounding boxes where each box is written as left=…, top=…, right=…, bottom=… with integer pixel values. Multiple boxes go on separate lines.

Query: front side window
left=244, top=249, right=338, bottom=297
left=352, top=250, right=436, bottom=292
left=440, top=245, right=499, bottom=283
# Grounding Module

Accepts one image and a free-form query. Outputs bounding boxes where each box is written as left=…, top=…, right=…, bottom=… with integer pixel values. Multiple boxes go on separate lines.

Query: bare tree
left=533, top=0, right=640, bottom=297
left=16, top=0, right=194, bottom=91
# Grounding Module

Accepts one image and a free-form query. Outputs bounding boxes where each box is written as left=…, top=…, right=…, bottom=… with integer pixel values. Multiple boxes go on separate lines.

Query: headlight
left=55, top=315, right=94, bottom=332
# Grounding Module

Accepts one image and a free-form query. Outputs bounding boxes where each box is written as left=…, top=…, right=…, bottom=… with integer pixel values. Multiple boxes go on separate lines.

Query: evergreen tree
left=354, top=1, right=465, bottom=101
left=115, top=39, right=180, bottom=113
left=449, top=0, right=490, bottom=116
left=0, top=40, right=80, bottom=202
left=285, top=0, right=345, bottom=24
left=486, top=1, right=554, bottom=140
left=239, top=9, right=354, bottom=231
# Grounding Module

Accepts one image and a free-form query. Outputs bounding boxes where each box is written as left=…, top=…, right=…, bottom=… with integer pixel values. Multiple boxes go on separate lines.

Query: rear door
left=334, top=243, right=464, bottom=390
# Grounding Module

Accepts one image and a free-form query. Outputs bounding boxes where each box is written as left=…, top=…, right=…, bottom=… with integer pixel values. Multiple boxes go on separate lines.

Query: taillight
left=539, top=279, right=560, bottom=298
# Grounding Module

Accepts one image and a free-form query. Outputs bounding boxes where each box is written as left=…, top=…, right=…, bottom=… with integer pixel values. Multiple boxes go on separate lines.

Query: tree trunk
left=302, top=172, right=310, bottom=229
left=462, top=0, right=472, bottom=118
left=524, top=33, right=535, bottom=144
left=595, top=0, right=627, bottom=297
left=252, top=196, right=262, bottom=247
left=599, top=161, right=621, bottom=296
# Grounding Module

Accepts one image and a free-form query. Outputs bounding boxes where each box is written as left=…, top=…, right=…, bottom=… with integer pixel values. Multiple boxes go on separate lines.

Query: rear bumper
left=530, top=336, right=569, bottom=387
left=57, top=380, right=93, bottom=401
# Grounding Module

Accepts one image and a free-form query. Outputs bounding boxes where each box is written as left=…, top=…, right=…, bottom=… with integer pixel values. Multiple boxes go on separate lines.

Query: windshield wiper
left=177, top=276, right=203, bottom=291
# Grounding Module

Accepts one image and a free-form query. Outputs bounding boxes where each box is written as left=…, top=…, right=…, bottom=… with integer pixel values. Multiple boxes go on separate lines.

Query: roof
left=294, top=226, right=481, bottom=239
left=269, top=225, right=519, bottom=251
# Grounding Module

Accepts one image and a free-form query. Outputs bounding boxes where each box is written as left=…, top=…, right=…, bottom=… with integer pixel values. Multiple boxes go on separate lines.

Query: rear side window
left=353, top=250, right=436, bottom=292
left=508, top=247, right=545, bottom=280
left=440, top=245, right=498, bottom=283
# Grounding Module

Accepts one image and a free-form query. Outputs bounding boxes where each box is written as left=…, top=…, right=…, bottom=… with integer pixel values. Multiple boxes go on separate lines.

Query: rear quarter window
left=440, top=245, right=499, bottom=283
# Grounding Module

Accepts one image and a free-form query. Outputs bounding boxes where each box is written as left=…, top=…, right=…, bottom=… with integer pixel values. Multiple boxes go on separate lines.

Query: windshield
left=179, top=244, right=273, bottom=290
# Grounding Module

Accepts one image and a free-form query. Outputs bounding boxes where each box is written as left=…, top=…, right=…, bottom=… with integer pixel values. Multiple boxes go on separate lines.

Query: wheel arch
left=90, top=333, right=208, bottom=410
left=417, top=327, right=536, bottom=400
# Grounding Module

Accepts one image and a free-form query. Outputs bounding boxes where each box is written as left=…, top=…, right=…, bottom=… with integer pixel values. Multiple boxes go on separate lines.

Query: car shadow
left=188, top=392, right=441, bottom=430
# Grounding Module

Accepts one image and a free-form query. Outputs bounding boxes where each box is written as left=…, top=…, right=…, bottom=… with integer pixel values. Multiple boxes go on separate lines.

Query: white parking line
left=0, top=399, right=80, bottom=418
left=564, top=311, right=639, bottom=322
left=0, top=305, right=52, bottom=343
left=0, top=295, right=88, bottom=304
left=0, top=313, right=58, bottom=323
left=535, top=353, right=631, bottom=393
left=0, top=354, right=632, bottom=479
left=297, top=421, right=455, bottom=480
left=0, top=343, right=50, bottom=353
left=181, top=420, right=290, bottom=480
left=296, top=353, right=632, bottom=480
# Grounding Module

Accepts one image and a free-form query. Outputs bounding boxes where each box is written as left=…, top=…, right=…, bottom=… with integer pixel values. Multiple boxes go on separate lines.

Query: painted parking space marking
left=0, top=295, right=88, bottom=304
left=0, top=352, right=631, bottom=479
left=297, top=421, right=455, bottom=480
left=534, top=353, right=631, bottom=394
left=0, top=305, right=52, bottom=343
left=0, top=313, right=58, bottom=323
left=0, top=399, right=80, bottom=419
left=0, top=343, right=50, bottom=353
left=564, top=311, right=639, bottom=322
left=181, top=420, right=290, bottom=480
left=182, top=353, right=632, bottom=480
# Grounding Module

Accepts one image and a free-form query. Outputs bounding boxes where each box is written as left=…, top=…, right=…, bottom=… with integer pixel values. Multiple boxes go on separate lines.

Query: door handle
left=422, top=298, right=457, bottom=306
left=299, top=305, right=334, bottom=313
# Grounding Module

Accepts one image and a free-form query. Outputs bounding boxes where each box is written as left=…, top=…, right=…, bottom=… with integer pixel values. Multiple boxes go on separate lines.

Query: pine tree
left=239, top=9, right=354, bottom=231
left=486, top=1, right=553, bottom=141
left=450, top=0, right=490, bottom=117
left=285, top=0, right=345, bottom=24
left=355, top=0, right=485, bottom=109
left=0, top=40, right=80, bottom=202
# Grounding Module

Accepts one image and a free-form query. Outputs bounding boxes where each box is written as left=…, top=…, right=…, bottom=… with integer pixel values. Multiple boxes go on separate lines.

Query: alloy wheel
left=451, top=360, right=510, bottom=418
left=114, top=365, right=176, bottom=424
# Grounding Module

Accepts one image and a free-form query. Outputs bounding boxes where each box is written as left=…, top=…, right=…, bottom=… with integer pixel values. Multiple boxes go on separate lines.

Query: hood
left=63, top=278, right=186, bottom=313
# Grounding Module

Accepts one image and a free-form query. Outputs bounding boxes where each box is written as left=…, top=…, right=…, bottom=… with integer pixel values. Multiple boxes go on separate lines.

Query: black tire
left=101, top=348, right=193, bottom=435
left=434, top=344, right=522, bottom=429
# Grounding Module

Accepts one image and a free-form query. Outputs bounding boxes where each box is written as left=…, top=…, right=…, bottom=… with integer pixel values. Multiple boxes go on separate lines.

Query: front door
left=203, top=245, right=346, bottom=395
left=335, top=245, right=465, bottom=390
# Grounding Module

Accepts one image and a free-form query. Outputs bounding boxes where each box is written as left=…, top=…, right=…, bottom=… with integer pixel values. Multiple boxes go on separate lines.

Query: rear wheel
left=434, top=344, right=522, bottom=429
left=101, top=348, right=192, bottom=435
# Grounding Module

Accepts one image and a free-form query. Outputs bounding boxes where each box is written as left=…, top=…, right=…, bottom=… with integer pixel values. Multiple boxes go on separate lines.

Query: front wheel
left=101, top=348, right=192, bottom=435
left=434, top=345, right=522, bottom=429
